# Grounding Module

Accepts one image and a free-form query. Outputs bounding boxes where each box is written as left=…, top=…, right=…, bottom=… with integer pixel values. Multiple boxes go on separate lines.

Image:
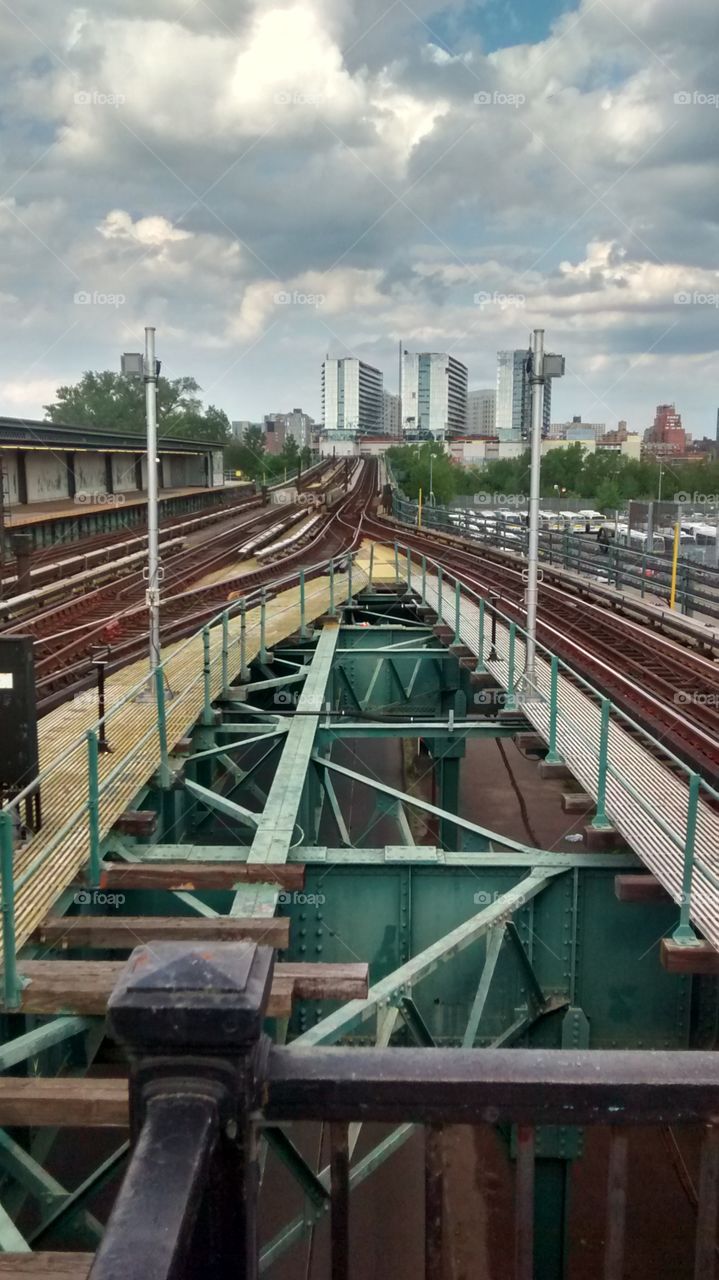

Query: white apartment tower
left=322, top=358, right=384, bottom=436
left=400, top=350, right=468, bottom=439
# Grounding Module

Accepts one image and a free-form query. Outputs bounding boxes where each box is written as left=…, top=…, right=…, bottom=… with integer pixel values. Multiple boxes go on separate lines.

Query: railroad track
left=362, top=512, right=719, bottom=785
left=30, top=461, right=375, bottom=713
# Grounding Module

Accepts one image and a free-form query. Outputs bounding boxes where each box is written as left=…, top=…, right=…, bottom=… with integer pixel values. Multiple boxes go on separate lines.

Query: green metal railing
left=392, top=493, right=719, bottom=622
left=394, top=540, right=719, bottom=953
left=0, top=549, right=361, bottom=1007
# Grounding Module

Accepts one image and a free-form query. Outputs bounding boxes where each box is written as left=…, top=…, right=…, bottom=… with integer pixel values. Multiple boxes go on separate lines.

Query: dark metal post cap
left=107, top=941, right=275, bottom=1053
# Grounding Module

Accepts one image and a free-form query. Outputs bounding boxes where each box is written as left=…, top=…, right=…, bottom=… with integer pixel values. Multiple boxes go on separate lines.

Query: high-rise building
left=382, top=391, right=400, bottom=437
left=401, top=351, right=468, bottom=439
left=643, top=403, right=686, bottom=456
left=467, top=388, right=496, bottom=436
left=322, top=358, right=384, bottom=437
left=495, top=349, right=551, bottom=439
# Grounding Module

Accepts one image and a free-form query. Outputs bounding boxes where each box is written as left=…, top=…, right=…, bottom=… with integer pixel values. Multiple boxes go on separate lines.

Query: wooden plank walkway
left=9, top=566, right=361, bottom=955
left=414, top=566, right=719, bottom=949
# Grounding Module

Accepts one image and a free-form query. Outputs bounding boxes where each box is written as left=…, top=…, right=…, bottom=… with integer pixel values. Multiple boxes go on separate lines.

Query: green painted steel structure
left=0, top=552, right=716, bottom=1273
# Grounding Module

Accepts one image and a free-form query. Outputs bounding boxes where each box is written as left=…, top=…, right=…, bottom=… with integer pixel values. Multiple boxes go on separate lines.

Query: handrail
left=390, top=537, right=716, bottom=947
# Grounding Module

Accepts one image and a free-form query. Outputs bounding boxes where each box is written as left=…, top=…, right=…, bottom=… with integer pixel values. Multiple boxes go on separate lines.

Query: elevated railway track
left=361, top=511, right=719, bottom=785
left=5, top=460, right=372, bottom=713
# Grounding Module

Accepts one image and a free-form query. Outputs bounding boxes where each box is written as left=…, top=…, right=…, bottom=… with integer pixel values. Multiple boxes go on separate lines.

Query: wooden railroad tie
left=614, top=874, right=671, bottom=904
left=661, top=939, right=719, bottom=975
left=111, top=810, right=158, bottom=837
left=85, top=861, right=306, bottom=892
left=3, top=960, right=369, bottom=1018
left=35, top=915, right=291, bottom=951
left=0, top=1254, right=94, bottom=1277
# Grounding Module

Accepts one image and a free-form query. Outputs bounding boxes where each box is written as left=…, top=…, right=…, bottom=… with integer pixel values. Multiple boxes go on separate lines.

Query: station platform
left=2, top=484, right=242, bottom=554
left=5, top=485, right=230, bottom=527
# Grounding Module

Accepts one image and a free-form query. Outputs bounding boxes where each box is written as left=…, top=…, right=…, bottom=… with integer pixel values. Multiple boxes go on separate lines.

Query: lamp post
left=518, top=331, right=565, bottom=700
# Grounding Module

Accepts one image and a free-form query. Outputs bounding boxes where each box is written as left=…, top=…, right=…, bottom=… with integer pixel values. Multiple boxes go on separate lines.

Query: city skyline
left=0, top=2, right=717, bottom=441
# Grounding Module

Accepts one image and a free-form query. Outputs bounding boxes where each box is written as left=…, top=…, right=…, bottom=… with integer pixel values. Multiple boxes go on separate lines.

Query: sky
left=1, top=0, right=718, bottom=436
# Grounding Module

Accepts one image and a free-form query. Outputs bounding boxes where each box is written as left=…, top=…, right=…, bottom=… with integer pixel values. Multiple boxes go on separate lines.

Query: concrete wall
left=2, top=453, right=20, bottom=504
left=112, top=454, right=139, bottom=493
left=25, top=452, right=69, bottom=503
left=74, top=451, right=106, bottom=496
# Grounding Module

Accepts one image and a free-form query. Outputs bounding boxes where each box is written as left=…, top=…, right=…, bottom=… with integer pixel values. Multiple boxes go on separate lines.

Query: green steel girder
left=243, top=623, right=340, bottom=871
left=0, top=1018, right=93, bottom=1072
left=316, top=718, right=529, bottom=739
left=0, top=1200, right=29, bottom=1252
left=463, top=927, right=505, bottom=1048
left=30, top=1143, right=129, bottom=1247
left=398, top=995, right=436, bottom=1047
left=0, top=1129, right=103, bottom=1246
left=183, top=778, right=259, bottom=827
left=291, top=867, right=565, bottom=1047
left=310, top=754, right=543, bottom=856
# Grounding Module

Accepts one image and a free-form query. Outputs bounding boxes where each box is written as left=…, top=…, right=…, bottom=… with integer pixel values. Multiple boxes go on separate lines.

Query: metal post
left=144, top=326, right=161, bottom=674
left=240, top=599, right=249, bottom=681
left=221, top=611, right=230, bottom=693
left=328, top=561, right=336, bottom=617
left=488, top=592, right=499, bottom=661
left=669, top=521, right=680, bottom=610
left=154, top=665, right=170, bottom=786
left=421, top=556, right=427, bottom=604
left=202, top=627, right=213, bottom=724
left=92, top=648, right=111, bottom=753
left=98, top=942, right=274, bottom=1280
left=87, top=728, right=101, bottom=888
left=393, top=541, right=399, bottom=581
left=417, top=486, right=422, bottom=527
left=476, top=596, right=486, bottom=672
left=520, top=329, right=544, bottom=698
left=506, top=622, right=517, bottom=709
left=368, top=543, right=374, bottom=589
left=347, top=553, right=353, bottom=603
left=453, top=579, right=461, bottom=645
left=545, top=655, right=564, bottom=764
left=592, top=699, right=612, bottom=829
left=405, top=546, right=411, bottom=590
left=436, top=565, right=443, bottom=624
left=299, top=569, right=308, bottom=638
left=673, top=772, right=701, bottom=943
left=260, top=588, right=268, bottom=661
left=0, top=810, right=19, bottom=1009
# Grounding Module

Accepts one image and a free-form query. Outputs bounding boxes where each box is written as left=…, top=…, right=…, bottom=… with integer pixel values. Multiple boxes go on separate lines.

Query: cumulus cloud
left=0, top=0, right=716, bottom=429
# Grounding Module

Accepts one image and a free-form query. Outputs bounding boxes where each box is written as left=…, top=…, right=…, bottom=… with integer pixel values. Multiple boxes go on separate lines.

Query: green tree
left=44, top=370, right=230, bottom=443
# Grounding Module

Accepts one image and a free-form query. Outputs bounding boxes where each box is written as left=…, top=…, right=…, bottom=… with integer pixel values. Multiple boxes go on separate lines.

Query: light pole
left=518, top=331, right=565, bottom=700
left=143, top=327, right=162, bottom=674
